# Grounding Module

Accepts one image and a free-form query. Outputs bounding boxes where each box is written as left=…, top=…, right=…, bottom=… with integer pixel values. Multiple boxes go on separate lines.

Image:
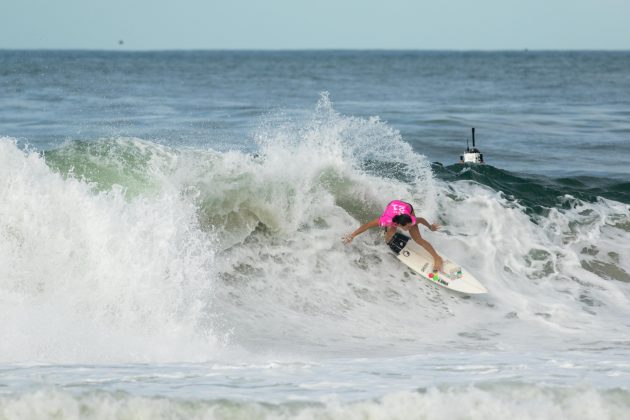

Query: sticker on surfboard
left=389, top=233, right=487, bottom=294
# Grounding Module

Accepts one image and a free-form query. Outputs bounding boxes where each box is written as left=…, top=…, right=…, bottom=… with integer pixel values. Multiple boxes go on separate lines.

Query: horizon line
left=1, top=47, right=630, bottom=53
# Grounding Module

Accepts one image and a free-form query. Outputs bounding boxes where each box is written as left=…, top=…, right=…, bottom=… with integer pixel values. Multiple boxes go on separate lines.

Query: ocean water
left=1, top=50, right=630, bottom=419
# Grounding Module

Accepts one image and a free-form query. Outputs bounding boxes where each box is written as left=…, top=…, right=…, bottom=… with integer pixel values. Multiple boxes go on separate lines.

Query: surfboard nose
left=454, top=277, right=488, bottom=294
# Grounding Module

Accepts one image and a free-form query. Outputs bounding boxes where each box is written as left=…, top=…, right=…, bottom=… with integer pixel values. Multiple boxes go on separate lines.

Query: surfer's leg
left=384, top=226, right=397, bottom=243
left=409, top=225, right=443, bottom=272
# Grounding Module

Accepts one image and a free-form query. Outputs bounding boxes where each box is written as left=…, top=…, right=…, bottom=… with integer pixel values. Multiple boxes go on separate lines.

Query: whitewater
left=1, top=51, right=630, bottom=419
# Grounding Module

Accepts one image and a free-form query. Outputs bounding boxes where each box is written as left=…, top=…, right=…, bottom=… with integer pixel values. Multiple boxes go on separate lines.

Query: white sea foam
left=201, top=97, right=630, bottom=356
left=1, top=384, right=628, bottom=420
left=1, top=95, right=629, bottom=364
left=0, top=138, right=219, bottom=363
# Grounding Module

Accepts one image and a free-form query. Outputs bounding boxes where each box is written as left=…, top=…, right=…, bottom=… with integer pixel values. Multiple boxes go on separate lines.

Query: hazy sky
left=2, top=0, right=629, bottom=50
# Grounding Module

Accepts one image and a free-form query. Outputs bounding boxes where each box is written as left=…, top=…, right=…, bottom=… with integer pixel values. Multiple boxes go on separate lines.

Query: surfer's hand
left=342, top=234, right=354, bottom=244
left=433, top=256, right=444, bottom=272
left=430, top=223, right=441, bottom=232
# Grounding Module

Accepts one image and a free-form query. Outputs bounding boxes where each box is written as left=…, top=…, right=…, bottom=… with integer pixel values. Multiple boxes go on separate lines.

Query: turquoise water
left=1, top=51, right=630, bottom=419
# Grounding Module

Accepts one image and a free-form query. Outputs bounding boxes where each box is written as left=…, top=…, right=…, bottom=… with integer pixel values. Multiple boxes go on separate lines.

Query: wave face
left=2, top=95, right=630, bottom=363
left=433, top=164, right=630, bottom=212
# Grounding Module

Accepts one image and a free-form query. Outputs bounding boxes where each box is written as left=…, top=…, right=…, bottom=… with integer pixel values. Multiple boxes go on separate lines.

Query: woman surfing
left=342, top=200, right=444, bottom=272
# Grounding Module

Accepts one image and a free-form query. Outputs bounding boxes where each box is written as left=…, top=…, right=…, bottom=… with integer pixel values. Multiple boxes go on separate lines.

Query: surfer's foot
left=433, top=256, right=443, bottom=273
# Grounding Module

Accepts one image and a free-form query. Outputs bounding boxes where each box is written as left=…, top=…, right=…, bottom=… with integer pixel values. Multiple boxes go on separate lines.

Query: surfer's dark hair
left=392, top=214, right=412, bottom=226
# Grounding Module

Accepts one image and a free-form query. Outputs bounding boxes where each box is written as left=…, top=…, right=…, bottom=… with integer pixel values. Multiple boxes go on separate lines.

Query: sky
left=1, top=0, right=629, bottom=50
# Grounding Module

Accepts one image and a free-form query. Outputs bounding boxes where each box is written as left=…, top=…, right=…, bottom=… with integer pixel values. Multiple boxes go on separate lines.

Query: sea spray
left=202, top=95, right=630, bottom=356
left=1, top=95, right=630, bottom=362
left=0, top=139, right=219, bottom=363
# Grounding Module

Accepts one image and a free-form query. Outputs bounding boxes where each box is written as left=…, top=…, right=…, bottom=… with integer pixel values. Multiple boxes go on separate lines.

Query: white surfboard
left=388, top=233, right=488, bottom=294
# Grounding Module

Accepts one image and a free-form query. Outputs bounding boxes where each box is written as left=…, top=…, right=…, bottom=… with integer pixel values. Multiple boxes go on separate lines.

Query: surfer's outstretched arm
left=408, top=225, right=443, bottom=272
left=342, top=218, right=380, bottom=244
left=416, top=217, right=441, bottom=232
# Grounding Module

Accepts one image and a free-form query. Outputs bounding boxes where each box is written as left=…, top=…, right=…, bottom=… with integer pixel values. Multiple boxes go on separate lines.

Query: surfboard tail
left=387, top=233, right=409, bottom=254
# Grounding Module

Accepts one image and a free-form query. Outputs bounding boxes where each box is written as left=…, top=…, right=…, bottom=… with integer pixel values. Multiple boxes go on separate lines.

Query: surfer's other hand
left=433, top=255, right=444, bottom=272
left=342, top=234, right=354, bottom=244
left=430, top=223, right=441, bottom=232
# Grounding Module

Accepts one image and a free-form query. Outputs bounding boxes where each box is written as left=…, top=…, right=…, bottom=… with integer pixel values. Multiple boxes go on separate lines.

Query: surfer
left=342, top=200, right=444, bottom=272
